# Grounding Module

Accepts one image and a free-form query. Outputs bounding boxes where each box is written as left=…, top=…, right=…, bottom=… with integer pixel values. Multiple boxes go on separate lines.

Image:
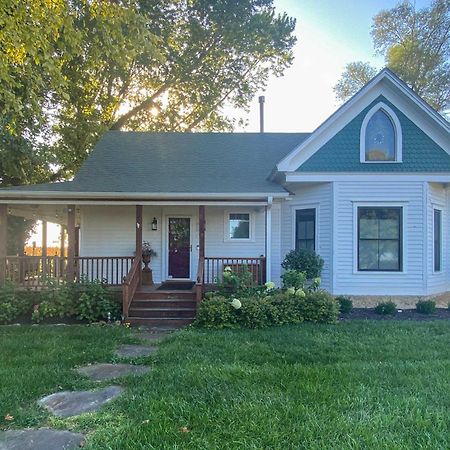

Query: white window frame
left=433, top=206, right=443, bottom=273
left=360, top=102, right=403, bottom=164
left=291, top=205, right=319, bottom=252
left=224, top=210, right=254, bottom=242
left=353, top=202, right=408, bottom=275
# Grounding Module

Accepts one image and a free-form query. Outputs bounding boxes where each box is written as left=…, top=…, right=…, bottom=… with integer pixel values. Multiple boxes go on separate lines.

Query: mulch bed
left=340, top=308, right=450, bottom=321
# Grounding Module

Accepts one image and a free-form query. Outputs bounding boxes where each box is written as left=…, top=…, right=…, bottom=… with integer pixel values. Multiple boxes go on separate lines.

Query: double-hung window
left=228, top=213, right=251, bottom=240
left=295, top=208, right=316, bottom=252
left=358, top=207, right=402, bottom=272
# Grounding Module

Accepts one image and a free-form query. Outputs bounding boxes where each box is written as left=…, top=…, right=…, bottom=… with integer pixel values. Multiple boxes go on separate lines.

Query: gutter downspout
left=265, top=196, right=273, bottom=283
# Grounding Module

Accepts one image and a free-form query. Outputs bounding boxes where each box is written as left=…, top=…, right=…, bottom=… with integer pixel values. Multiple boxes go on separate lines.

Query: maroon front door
left=168, top=217, right=191, bottom=278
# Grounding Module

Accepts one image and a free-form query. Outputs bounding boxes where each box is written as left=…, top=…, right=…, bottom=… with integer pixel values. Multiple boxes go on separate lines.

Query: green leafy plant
left=336, top=296, right=353, bottom=314
left=195, top=296, right=238, bottom=329
left=416, top=299, right=436, bottom=314
left=374, top=301, right=397, bottom=315
left=77, top=280, right=121, bottom=322
left=281, top=269, right=307, bottom=290
left=282, top=249, right=324, bottom=279
left=217, top=267, right=258, bottom=297
left=297, top=291, right=339, bottom=324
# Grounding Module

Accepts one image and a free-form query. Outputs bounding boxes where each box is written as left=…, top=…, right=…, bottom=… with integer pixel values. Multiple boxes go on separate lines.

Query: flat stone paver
left=76, top=363, right=150, bottom=381
left=0, top=428, right=85, bottom=450
left=115, top=344, right=158, bottom=358
left=38, top=385, right=124, bottom=418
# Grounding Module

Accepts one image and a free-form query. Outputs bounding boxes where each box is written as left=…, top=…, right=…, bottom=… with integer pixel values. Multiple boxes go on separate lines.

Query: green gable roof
left=297, top=96, right=450, bottom=172
left=2, top=132, right=309, bottom=194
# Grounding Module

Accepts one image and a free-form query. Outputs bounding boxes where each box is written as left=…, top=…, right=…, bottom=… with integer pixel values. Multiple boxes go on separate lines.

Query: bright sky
left=236, top=0, right=431, bottom=133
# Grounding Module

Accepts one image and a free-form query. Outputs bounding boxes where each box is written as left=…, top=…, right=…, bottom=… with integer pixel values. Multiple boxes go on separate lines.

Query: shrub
left=297, top=291, right=339, bottom=324
left=217, top=267, right=256, bottom=297
left=195, top=296, right=237, bottom=329
left=416, top=299, right=436, bottom=314
left=336, top=296, right=353, bottom=314
left=32, top=280, right=76, bottom=322
left=374, top=301, right=397, bottom=315
left=77, top=280, right=121, bottom=322
left=281, top=269, right=307, bottom=290
left=281, top=249, right=324, bottom=279
left=0, top=282, right=19, bottom=324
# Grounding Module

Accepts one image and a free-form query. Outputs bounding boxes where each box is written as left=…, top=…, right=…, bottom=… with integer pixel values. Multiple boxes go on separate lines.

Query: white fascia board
left=0, top=191, right=289, bottom=201
left=285, top=172, right=450, bottom=183
left=276, top=70, right=450, bottom=173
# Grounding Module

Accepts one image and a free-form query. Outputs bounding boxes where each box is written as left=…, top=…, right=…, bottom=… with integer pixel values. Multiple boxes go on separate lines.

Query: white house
left=1, top=69, right=449, bottom=324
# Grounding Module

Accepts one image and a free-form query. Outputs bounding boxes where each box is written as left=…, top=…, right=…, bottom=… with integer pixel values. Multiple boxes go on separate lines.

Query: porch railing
left=122, top=257, right=141, bottom=319
left=0, top=256, right=133, bottom=287
left=203, top=256, right=266, bottom=286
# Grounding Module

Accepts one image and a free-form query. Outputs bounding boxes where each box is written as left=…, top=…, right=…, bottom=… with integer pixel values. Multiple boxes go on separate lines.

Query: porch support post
left=199, top=205, right=205, bottom=259
left=67, top=206, right=76, bottom=282
left=265, top=199, right=272, bottom=284
left=59, top=226, right=65, bottom=258
left=136, top=205, right=143, bottom=285
left=41, top=221, right=47, bottom=257
left=0, top=204, right=7, bottom=282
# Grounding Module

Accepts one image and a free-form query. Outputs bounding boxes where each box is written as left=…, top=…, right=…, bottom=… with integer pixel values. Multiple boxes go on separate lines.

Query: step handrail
left=122, top=256, right=141, bottom=319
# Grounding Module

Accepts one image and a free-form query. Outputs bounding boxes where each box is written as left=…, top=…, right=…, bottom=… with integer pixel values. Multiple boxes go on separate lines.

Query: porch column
left=67, top=206, right=76, bottom=281
left=265, top=200, right=272, bottom=283
left=199, top=205, right=205, bottom=259
left=136, top=205, right=143, bottom=285
left=41, top=221, right=47, bottom=257
left=59, top=226, right=65, bottom=258
left=0, top=204, right=7, bottom=282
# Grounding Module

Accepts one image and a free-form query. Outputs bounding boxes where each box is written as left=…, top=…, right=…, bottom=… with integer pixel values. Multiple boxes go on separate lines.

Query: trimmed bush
left=282, top=249, right=324, bottom=279
left=194, top=289, right=338, bottom=329
left=195, top=296, right=237, bottom=329
left=416, top=299, right=436, bottom=314
left=374, top=301, right=397, bottom=315
left=77, top=280, right=121, bottom=322
left=336, top=296, right=353, bottom=314
left=297, top=291, right=339, bottom=324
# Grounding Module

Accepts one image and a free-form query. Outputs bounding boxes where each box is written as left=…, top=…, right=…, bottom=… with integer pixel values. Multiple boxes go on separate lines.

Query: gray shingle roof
left=2, top=132, right=310, bottom=194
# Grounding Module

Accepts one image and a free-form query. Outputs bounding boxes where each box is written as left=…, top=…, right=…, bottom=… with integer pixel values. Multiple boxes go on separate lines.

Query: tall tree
left=334, top=0, right=450, bottom=113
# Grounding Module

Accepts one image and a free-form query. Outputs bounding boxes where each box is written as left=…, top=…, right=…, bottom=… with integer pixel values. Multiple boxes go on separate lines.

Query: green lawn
left=1, top=322, right=449, bottom=449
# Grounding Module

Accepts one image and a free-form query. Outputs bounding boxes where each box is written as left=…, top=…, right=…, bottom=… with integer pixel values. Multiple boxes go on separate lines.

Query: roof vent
left=258, top=95, right=265, bottom=133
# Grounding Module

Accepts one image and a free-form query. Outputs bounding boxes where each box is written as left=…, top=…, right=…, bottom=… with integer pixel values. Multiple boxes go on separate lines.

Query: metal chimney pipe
left=258, top=95, right=265, bottom=133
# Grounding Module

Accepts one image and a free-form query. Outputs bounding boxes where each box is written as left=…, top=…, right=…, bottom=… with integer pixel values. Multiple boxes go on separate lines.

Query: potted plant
left=142, top=241, right=157, bottom=285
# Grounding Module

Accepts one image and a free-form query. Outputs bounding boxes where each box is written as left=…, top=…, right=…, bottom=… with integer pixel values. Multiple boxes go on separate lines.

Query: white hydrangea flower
left=313, top=277, right=321, bottom=285
left=265, top=281, right=276, bottom=291
left=295, top=289, right=306, bottom=298
left=231, top=298, right=242, bottom=309
left=224, top=266, right=232, bottom=272
left=287, top=287, right=296, bottom=295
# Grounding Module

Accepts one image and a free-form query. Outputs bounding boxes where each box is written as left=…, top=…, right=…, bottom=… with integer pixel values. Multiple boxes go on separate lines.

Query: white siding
left=79, top=205, right=266, bottom=284
left=427, top=183, right=448, bottom=294
left=333, top=181, right=426, bottom=296
left=280, top=183, right=333, bottom=291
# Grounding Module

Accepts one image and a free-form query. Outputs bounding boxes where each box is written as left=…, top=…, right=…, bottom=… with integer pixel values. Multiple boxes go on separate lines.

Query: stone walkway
left=0, top=327, right=172, bottom=450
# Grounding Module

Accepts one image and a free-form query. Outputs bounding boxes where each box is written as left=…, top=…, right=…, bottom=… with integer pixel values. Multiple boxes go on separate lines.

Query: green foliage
left=334, top=0, right=450, bottom=113
left=374, top=301, right=397, bottom=315
left=336, top=296, right=353, bottom=314
left=416, top=299, right=436, bottom=314
left=217, top=267, right=260, bottom=297
left=195, top=296, right=238, bottom=329
left=296, top=291, right=339, bottom=324
left=195, top=289, right=338, bottom=329
left=281, top=269, right=307, bottom=290
left=77, top=281, right=121, bottom=323
left=282, top=249, right=324, bottom=279
left=0, top=282, right=35, bottom=324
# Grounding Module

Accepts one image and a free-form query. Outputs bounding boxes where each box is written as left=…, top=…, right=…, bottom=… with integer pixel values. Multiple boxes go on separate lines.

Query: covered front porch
left=0, top=200, right=271, bottom=320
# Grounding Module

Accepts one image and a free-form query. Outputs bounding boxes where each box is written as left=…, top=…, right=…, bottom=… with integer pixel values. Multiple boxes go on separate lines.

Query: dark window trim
left=357, top=206, right=403, bottom=272
left=295, top=208, right=316, bottom=252
left=434, top=208, right=442, bottom=272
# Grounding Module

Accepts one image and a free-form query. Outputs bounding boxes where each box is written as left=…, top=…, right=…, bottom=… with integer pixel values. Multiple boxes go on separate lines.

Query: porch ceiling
left=7, top=204, right=81, bottom=226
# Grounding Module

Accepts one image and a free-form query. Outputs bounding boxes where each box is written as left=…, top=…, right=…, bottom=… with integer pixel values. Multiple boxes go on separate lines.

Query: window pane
left=434, top=209, right=442, bottom=272
left=359, top=240, right=379, bottom=270
left=296, top=209, right=316, bottom=251
left=358, top=207, right=402, bottom=271
left=229, top=213, right=250, bottom=239
left=365, top=110, right=396, bottom=161
left=378, top=240, right=399, bottom=270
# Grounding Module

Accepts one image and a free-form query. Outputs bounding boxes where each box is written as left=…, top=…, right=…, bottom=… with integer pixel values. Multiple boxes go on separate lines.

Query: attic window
left=360, top=102, right=402, bottom=163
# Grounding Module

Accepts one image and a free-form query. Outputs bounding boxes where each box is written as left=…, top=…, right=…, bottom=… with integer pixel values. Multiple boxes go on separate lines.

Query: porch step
left=127, top=317, right=195, bottom=327
left=133, top=291, right=195, bottom=300
left=128, top=307, right=196, bottom=319
left=131, top=299, right=197, bottom=309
